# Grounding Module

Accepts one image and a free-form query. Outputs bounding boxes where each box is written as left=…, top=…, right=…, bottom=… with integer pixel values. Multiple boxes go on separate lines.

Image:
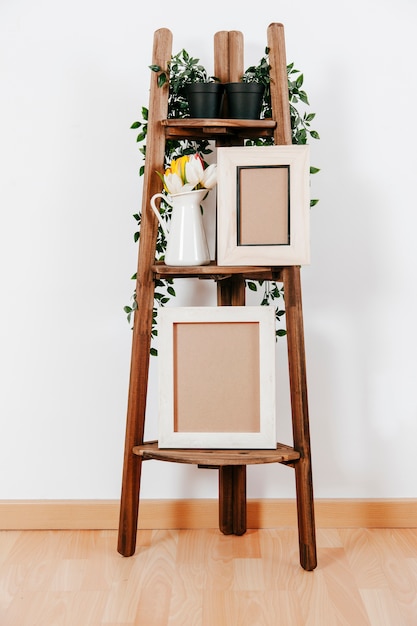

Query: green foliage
left=247, top=280, right=286, bottom=338
left=287, top=62, right=320, bottom=146
left=127, top=47, right=321, bottom=349
left=241, top=48, right=272, bottom=86
left=150, top=48, right=220, bottom=119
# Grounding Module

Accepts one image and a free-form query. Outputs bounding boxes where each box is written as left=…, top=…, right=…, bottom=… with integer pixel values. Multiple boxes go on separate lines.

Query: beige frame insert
left=158, top=306, right=277, bottom=449
left=217, top=145, right=310, bottom=266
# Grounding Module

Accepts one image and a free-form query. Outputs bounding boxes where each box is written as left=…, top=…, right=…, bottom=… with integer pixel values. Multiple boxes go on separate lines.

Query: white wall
left=1, top=0, right=416, bottom=501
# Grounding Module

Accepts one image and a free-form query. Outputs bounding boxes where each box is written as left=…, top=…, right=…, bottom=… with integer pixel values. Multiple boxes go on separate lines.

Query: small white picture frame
left=158, top=306, right=277, bottom=449
left=216, top=145, right=310, bottom=266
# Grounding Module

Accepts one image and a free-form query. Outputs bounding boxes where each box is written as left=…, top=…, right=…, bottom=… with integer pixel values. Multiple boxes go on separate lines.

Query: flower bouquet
left=157, top=153, right=217, bottom=195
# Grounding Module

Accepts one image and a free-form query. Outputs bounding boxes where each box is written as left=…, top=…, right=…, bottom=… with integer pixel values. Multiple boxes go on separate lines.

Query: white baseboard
left=1, top=499, right=417, bottom=530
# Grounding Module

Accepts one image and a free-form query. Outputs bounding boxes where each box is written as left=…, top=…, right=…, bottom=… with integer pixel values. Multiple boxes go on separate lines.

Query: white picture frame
left=158, top=306, right=277, bottom=449
left=216, top=145, right=310, bottom=266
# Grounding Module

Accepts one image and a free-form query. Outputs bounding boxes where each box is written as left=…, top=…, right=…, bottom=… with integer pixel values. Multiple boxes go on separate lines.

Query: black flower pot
left=224, top=82, right=265, bottom=119
left=185, top=82, right=224, bottom=118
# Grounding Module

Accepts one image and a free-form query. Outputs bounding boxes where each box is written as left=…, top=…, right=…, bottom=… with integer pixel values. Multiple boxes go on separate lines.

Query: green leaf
left=310, top=130, right=320, bottom=140
left=157, top=73, right=167, bottom=88
left=149, top=64, right=161, bottom=72
left=310, top=198, right=319, bottom=207
left=297, top=129, right=307, bottom=144
left=310, top=166, right=320, bottom=175
left=130, top=121, right=140, bottom=129
left=247, top=281, right=258, bottom=291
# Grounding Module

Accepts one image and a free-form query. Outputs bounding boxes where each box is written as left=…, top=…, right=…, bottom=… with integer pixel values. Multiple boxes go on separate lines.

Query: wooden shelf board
left=161, top=118, right=276, bottom=140
left=133, top=441, right=300, bottom=466
left=162, top=118, right=277, bottom=128
left=152, top=261, right=284, bottom=281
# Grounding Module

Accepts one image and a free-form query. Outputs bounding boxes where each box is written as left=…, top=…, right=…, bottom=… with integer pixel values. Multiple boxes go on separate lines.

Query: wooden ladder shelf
left=117, top=23, right=317, bottom=571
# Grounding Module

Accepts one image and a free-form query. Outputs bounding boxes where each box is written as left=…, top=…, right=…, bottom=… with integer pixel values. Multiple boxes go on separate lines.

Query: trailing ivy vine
left=124, top=48, right=319, bottom=352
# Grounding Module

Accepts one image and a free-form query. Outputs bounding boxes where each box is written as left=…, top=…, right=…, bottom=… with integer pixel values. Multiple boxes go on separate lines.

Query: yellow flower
left=157, top=153, right=217, bottom=195
left=169, top=155, right=189, bottom=183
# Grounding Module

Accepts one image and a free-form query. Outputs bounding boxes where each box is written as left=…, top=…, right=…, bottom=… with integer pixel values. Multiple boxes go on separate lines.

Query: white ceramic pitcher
left=150, top=188, right=211, bottom=266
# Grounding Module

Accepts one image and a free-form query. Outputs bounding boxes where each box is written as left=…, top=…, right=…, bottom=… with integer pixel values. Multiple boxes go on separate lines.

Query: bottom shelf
left=132, top=441, right=300, bottom=466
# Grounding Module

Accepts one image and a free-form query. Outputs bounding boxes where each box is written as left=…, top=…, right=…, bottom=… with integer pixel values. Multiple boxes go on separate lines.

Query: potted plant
left=225, top=48, right=271, bottom=119
left=150, top=48, right=224, bottom=119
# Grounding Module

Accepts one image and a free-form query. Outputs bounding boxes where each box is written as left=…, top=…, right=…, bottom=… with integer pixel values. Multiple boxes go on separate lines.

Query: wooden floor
left=1, top=527, right=417, bottom=625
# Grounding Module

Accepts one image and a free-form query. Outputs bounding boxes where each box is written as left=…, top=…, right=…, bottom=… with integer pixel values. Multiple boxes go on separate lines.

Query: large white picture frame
left=216, top=145, right=310, bottom=266
left=158, top=306, right=277, bottom=449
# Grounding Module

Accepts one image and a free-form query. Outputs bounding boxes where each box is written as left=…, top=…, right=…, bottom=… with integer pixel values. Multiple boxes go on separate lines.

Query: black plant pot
left=224, top=82, right=265, bottom=119
left=185, top=83, right=224, bottom=118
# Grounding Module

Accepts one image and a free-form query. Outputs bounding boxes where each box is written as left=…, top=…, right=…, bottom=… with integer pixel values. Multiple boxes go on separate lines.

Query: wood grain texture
left=133, top=443, right=299, bottom=465
left=1, top=528, right=417, bottom=625
left=117, top=27, right=173, bottom=558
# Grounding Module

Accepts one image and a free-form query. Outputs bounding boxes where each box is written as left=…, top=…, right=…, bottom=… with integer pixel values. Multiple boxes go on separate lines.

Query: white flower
left=200, top=163, right=217, bottom=189
left=164, top=172, right=193, bottom=195
left=185, top=154, right=204, bottom=188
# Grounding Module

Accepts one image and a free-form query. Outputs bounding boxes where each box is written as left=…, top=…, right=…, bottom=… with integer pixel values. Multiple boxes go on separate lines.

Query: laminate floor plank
left=1, top=528, right=417, bottom=625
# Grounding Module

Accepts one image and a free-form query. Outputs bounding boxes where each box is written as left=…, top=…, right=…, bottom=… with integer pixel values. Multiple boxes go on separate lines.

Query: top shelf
left=161, top=118, right=277, bottom=140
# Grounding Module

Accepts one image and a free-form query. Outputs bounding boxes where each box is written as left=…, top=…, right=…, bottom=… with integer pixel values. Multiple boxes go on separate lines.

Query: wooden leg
left=294, top=458, right=317, bottom=571
left=219, top=466, right=234, bottom=535
left=217, top=276, right=247, bottom=536
left=117, top=330, right=151, bottom=557
left=117, top=456, right=142, bottom=557
left=283, top=266, right=317, bottom=571
left=219, top=466, right=247, bottom=535
left=232, top=465, right=247, bottom=535
left=117, top=244, right=157, bottom=556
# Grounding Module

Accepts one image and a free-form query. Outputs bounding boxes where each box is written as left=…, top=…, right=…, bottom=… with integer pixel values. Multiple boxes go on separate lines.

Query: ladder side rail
left=118, top=28, right=173, bottom=557
left=267, top=22, right=317, bottom=570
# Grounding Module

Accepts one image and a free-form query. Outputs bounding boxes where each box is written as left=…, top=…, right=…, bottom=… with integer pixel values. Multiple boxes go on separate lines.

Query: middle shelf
left=152, top=261, right=285, bottom=281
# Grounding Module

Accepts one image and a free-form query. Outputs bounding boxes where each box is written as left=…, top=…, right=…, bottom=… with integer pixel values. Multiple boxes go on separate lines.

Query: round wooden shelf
left=133, top=441, right=300, bottom=466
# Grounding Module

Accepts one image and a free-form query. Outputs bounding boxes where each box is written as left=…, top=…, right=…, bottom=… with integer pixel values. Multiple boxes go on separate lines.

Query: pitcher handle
left=150, top=193, right=171, bottom=239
